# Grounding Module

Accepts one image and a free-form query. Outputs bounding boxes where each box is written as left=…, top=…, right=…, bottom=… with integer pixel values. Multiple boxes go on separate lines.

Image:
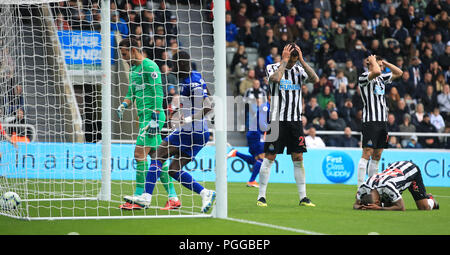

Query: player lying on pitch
left=126, top=51, right=216, bottom=213
left=354, top=160, right=439, bottom=211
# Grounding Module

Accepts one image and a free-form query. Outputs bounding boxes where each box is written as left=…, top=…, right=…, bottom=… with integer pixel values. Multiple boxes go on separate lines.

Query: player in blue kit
left=125, top=51, right=216, bottom=213
left=228, top=102, right=270, bottom=188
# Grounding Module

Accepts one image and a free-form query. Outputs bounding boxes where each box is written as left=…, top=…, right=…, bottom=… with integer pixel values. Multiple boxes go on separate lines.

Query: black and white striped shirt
left=266, top=62, right=308, bottom=121
left=358, top=71, right=393, bottom=123
left=357, top=161, right=420, bottom=203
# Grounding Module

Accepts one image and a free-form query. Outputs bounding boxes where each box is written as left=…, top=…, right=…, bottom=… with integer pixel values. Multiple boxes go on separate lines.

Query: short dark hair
left=172, top=51, right=191, bottom=77
left=289, top=43, right=299, bottom=57
left=119, top=37, right=140, bottom=50
left=360, top=193, right=373, bottom=205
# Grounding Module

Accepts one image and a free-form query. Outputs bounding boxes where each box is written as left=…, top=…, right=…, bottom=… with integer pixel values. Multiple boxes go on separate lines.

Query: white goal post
left=0, top=0, right=227, bottom=220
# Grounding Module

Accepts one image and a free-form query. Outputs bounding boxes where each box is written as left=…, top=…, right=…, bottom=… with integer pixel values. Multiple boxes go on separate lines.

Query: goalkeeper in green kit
left=117, top=38, right=180, bottom=210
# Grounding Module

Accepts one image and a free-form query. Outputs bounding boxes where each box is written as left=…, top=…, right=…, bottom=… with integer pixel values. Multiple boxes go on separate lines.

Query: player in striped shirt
left=257, top=43, right=319, bottom=207
left=357, top=54, right=403, bottom=188
left=353, top=161, right=439, bottom=211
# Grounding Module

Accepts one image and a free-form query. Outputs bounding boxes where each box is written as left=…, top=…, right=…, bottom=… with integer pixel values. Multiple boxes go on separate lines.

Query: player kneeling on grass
left=353, top=160, right=439, bottom=211
left=126, top=51, right=216, bottom=213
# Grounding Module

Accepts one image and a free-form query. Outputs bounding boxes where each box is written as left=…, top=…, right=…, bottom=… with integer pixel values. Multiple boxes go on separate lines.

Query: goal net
left=0, top=0, right=226, bottom=220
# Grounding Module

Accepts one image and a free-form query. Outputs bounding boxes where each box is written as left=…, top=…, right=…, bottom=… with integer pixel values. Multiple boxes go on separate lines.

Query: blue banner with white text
left=57, top=30, right=115, bottom=65
left=1, top=142, right=449, bottom=187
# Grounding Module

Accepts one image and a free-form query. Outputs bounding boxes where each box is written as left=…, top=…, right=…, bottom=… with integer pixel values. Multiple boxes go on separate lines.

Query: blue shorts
left=164, top=129, right=210, bottom=159
left=246, top=131, right=264, bottom=157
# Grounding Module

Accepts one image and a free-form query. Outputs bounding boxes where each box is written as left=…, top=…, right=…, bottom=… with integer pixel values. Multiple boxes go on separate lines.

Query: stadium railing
left=316, top=130, right=449, bottom=148
left=315, top=130, right=450, bottom=138
left=1, top=123, right=37, bottom=143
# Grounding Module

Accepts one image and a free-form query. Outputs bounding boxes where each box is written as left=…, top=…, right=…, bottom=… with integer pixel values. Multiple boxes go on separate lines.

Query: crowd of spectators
left=37, top=0, right=450, bottom=149
left=51, top=0, right=182, bottom=121
left=226, top=0, right=450, bottom=149
left=0, top=83, right=29, bottom=142
left=1, top=46, right=30, bottom=142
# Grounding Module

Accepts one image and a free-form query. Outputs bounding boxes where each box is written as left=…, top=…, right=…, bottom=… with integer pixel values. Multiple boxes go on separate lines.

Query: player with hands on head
left=117, top=38, right=180, bottom=210
left=356, top=53, right=403, bottom=189
left=354, top=160, right=439, bottom=211
left=257, top=43, right=319, bottom=207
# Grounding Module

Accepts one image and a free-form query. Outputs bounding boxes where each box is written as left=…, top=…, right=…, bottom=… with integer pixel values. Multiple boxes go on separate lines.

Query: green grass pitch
left=1, top=182, right=449, bottom=235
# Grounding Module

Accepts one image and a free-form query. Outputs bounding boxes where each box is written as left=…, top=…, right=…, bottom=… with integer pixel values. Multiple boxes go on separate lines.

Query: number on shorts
left=298, top=136, right=305, bottom=146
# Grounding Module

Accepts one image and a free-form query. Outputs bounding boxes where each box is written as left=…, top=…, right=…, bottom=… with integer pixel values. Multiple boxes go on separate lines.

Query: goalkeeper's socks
left=236, top=151, right=256, bottom=165
left=249, top=158, right=262, bottom=182
left=135, top=187, right=145, bottom=196
left=144, top=160, right=163, bottom=195
left=159, top=161, right=178, bottom=199
left=172, top=170, right=204, bottom=194
left=135, top=161, right=149, bottom=196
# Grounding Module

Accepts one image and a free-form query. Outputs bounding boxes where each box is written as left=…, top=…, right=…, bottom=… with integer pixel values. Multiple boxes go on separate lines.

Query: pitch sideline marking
left=224, top=217, right=326, bottom=235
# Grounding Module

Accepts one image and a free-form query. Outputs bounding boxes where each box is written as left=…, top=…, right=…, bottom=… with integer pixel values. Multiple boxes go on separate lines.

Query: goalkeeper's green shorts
left=135, top=112, right=165, bottom=147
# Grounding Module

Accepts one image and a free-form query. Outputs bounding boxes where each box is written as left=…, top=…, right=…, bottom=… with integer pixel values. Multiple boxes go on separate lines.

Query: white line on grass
left=224, top=217, right=326, bottom=235
left=434, top=195, right=450, bottom=198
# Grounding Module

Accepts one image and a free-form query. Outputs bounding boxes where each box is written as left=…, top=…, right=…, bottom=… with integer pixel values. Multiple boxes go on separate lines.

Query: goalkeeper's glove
left=140, top=112, right=160, bottom=137
left=117, top=102, right=128, bottom=120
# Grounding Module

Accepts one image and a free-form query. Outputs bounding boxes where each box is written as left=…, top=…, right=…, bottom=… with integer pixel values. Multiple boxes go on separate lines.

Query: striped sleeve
left=299, top=66, right=308, bottom=83
left=358, top=72, right=370, bottom=87
left=380, top=183, right=402, bottom=203
left=266, top=64, right=278, bottom=79
left=381, top=72, right=393, bottom=85
left=356, top=184, right=372, bottom=200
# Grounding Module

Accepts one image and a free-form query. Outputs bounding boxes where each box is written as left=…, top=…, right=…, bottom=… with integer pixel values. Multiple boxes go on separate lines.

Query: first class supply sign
left=57, top=30, right=115, bottom=65
left=1, top=142, right=449, bottom=187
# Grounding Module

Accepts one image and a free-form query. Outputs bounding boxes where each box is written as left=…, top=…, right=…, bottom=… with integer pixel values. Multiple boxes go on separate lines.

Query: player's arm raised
left=268, top=44, right=293, bottom=83
left=367, top=55, right=382, bottom=81
left=382, top=60, right=403, bottom=80
left=295, top=45, right=319, bottom=84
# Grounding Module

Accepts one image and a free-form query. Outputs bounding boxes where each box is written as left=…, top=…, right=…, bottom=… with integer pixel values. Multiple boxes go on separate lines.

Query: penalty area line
left=224, top=217, right=326, bottom=235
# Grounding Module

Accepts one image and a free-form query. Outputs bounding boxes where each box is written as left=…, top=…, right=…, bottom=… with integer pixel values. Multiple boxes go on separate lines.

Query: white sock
left=357, top=158, right=369, bottom=188
left=293, top=161, right=306, bottom=200
left=200, top=188, right=208, bottom=197
left=427, top=199, right=435, bottom=210
left=368, top=160, right=379, bottom=177
left=258, top=158, right=274, bottom=199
